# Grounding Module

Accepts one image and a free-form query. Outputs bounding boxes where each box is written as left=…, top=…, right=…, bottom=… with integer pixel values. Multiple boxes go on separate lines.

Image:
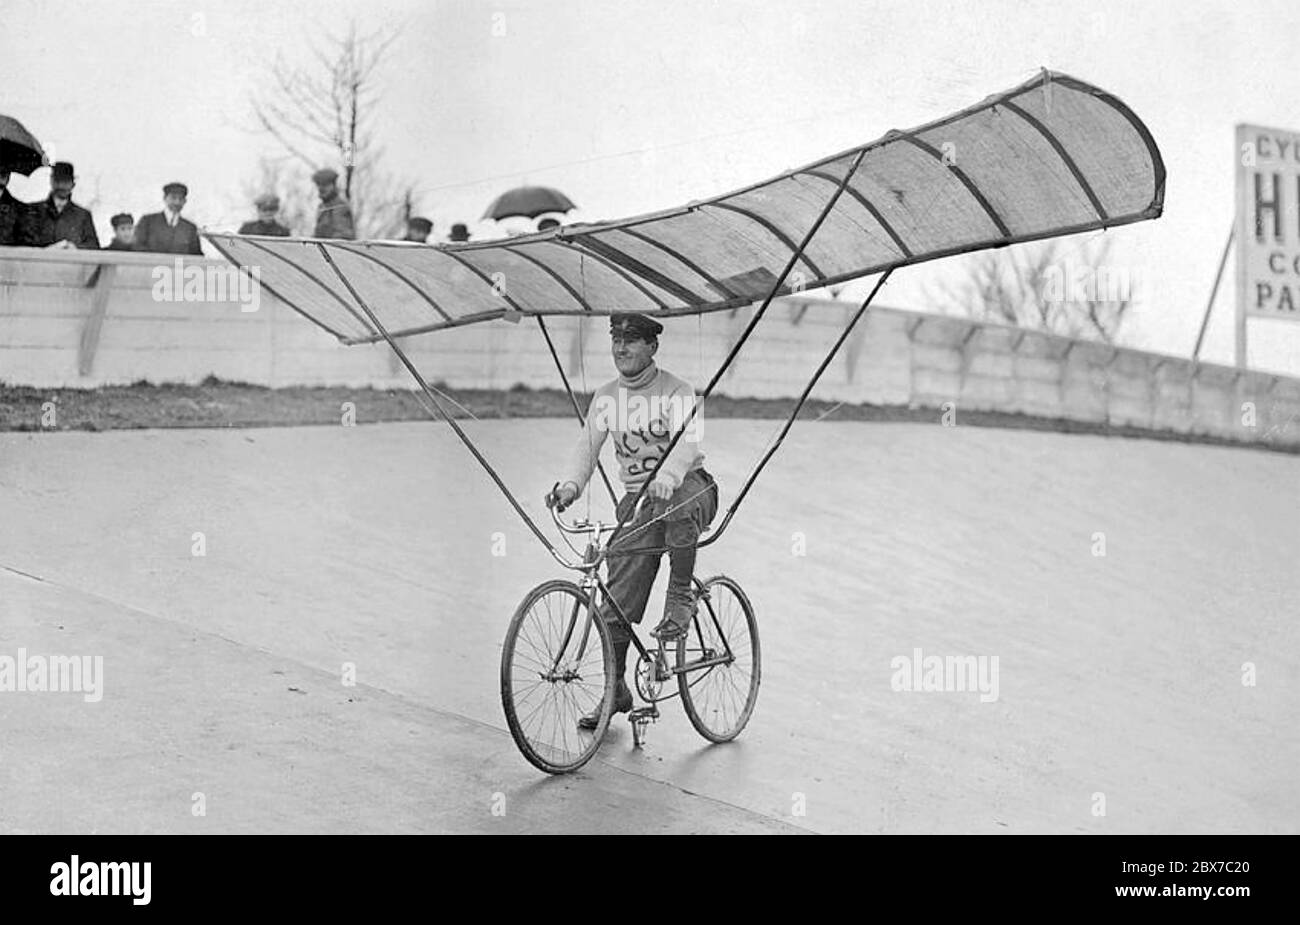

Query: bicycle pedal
left=629, top=706, right=658, bottom=748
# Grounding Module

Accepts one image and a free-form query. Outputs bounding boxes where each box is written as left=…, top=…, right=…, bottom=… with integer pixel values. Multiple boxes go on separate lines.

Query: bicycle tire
left=501, top=579, right=616, bottom=773
left=676, top=575, right=761, bottom=743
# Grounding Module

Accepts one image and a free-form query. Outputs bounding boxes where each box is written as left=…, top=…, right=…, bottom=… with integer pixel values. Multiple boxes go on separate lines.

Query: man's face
left=315, top=181, right=336, bottom=199
left=164, top=192, right=186, bottom=213
left=113, top=223, right=134, bottom=244
left=51, top=178, right=74, bottom=200
left=258, top=206, right=278, bottom=223
left=611, top=332, right=656, bottom=377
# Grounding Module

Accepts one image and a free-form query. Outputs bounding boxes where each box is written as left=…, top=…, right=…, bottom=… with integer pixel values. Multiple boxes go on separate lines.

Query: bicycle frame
left=547, top=505, right=734, bottom=684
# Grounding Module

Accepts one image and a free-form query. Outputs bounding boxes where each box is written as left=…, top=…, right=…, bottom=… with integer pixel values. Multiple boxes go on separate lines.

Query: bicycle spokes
left=676, top=576, right=761, bottom=743
left=502, top=582, right=613, bottom=773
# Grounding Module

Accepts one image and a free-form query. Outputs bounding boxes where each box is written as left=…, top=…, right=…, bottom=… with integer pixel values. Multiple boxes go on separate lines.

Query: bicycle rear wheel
left=501, top=579, right=615, bottom=774
left=676, top=575, right=761, bottom=743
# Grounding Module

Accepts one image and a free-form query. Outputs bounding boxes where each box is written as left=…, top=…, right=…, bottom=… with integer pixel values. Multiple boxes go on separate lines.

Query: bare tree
left=249, top=21, right=416, bottom=239
left=928, top=236, right=1135, bottom=343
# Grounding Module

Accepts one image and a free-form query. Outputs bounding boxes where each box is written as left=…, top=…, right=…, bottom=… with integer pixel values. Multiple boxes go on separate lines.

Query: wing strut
left=314, top=243, right=569, bottom=567
left=534, top=315, right=620, bottom=506
left=699, top=268, right=893, bottom=548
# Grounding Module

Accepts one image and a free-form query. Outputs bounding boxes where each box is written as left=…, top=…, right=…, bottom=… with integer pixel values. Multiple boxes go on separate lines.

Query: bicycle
left=500, top=501, right=761, bottom=774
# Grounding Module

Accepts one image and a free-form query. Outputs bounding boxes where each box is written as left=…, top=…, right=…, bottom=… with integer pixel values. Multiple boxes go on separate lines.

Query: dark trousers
left=598, top=468, right=719, bottom=680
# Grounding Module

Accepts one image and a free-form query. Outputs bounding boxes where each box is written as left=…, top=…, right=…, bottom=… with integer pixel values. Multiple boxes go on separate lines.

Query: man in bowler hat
left=17, top=162, right=99, bottom=249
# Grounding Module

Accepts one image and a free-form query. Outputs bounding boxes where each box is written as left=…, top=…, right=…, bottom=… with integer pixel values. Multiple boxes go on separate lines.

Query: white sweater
left=563, top=363, right=705, bottom=496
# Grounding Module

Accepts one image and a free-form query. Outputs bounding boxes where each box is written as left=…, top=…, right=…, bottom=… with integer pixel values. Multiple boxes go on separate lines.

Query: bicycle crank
left=636, top=649, right=672, bottom=700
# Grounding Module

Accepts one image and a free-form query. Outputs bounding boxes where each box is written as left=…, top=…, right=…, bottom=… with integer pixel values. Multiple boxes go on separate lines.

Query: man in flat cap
left=238, top=194, right=290, bottom=236
left=133, top=182, right=202, bottom=255
left=401, top=216, right=432, bottom=243
left=311, top=167, right=355, bottom=240
left=104, top=213, right=135, bottom=250
left=545, top=312, right=719, bottom=730
left=17, top=162, right=100, bottom=249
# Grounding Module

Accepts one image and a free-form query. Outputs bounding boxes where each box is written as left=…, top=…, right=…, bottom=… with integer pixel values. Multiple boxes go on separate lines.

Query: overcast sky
left=3, top=0, right=1299, bottom=372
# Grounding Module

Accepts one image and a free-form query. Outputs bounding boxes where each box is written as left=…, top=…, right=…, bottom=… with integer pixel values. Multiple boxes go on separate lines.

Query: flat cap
left=407, top=216, right=433, bottom=233
left=609, top=312, right=664, bottom=340
left=311, top=167, right=339, bottom=185
left=110, top=212, right=133, bottom=228
left=51, top=161, right=75, bottom=181
left=163, top=181, right=188, bottom=196
left=254, top=193, right=280, bottom=210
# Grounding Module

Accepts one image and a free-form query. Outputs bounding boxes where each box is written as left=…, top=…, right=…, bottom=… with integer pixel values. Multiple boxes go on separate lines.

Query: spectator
left=0, top=169, right=22, bottom=246
left=449, top=222, right=470, bottom=243
left=134, top=182, right=202, bottom=255
left=238, top=194, right=290, bottom=236
left=311, top=168, right=355, bottom=240
left=104, top=213, right=134, bottom=250
left=402, top=216, right=432, bottom=243
left=17, top=161, right=99, bottom=249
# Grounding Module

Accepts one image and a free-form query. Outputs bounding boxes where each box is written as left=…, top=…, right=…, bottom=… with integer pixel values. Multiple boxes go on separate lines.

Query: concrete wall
left=3, top=246, right=1299, bottom=450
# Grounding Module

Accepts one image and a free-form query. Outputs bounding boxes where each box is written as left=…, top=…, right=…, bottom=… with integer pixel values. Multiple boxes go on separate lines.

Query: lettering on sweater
left=564, top=368, right=706, bottom=494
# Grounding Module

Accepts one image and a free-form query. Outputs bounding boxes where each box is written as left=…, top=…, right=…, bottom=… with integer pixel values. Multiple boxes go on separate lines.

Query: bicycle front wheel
left=676, top=575, right=761, bottom=743
left=501, top=579, right=615, bottom=774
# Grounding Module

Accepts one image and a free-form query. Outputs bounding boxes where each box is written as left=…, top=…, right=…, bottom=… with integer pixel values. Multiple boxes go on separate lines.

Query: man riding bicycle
left=545, top=312, right=719, bottom=730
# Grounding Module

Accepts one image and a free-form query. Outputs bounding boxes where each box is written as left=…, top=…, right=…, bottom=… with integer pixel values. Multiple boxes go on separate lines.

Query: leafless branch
left=246, top=20, right=416, bottom=238
left=929, top=235, right=1135, bottom=344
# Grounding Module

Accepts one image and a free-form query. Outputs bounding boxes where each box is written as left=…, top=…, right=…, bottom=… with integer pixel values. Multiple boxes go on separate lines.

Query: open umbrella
left=0, top=115, right=47, bottom=176
left=483, top=185, right=576, bottom=221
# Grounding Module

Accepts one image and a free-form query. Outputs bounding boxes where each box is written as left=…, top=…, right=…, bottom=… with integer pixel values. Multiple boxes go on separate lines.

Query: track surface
left=1, top=420, right=1296, bottom=833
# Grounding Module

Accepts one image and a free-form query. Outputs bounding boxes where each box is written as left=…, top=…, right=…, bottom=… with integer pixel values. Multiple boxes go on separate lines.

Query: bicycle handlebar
left=550, top=502, right=595, bottom=535
left=548, top=487, right=657, bottom=538
left=548, top=490, right=726, bottom=565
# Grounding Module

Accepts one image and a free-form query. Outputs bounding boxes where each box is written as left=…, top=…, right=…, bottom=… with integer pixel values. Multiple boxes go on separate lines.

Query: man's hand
left=647, top=476, right=674, bottom=502
left=545, top=481, right=579, bottom=512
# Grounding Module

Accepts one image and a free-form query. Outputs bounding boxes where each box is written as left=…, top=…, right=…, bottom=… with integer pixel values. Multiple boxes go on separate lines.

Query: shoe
left=577, top=679, right=633, bottom=730
left=650, top=599, right=695, bottom=640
